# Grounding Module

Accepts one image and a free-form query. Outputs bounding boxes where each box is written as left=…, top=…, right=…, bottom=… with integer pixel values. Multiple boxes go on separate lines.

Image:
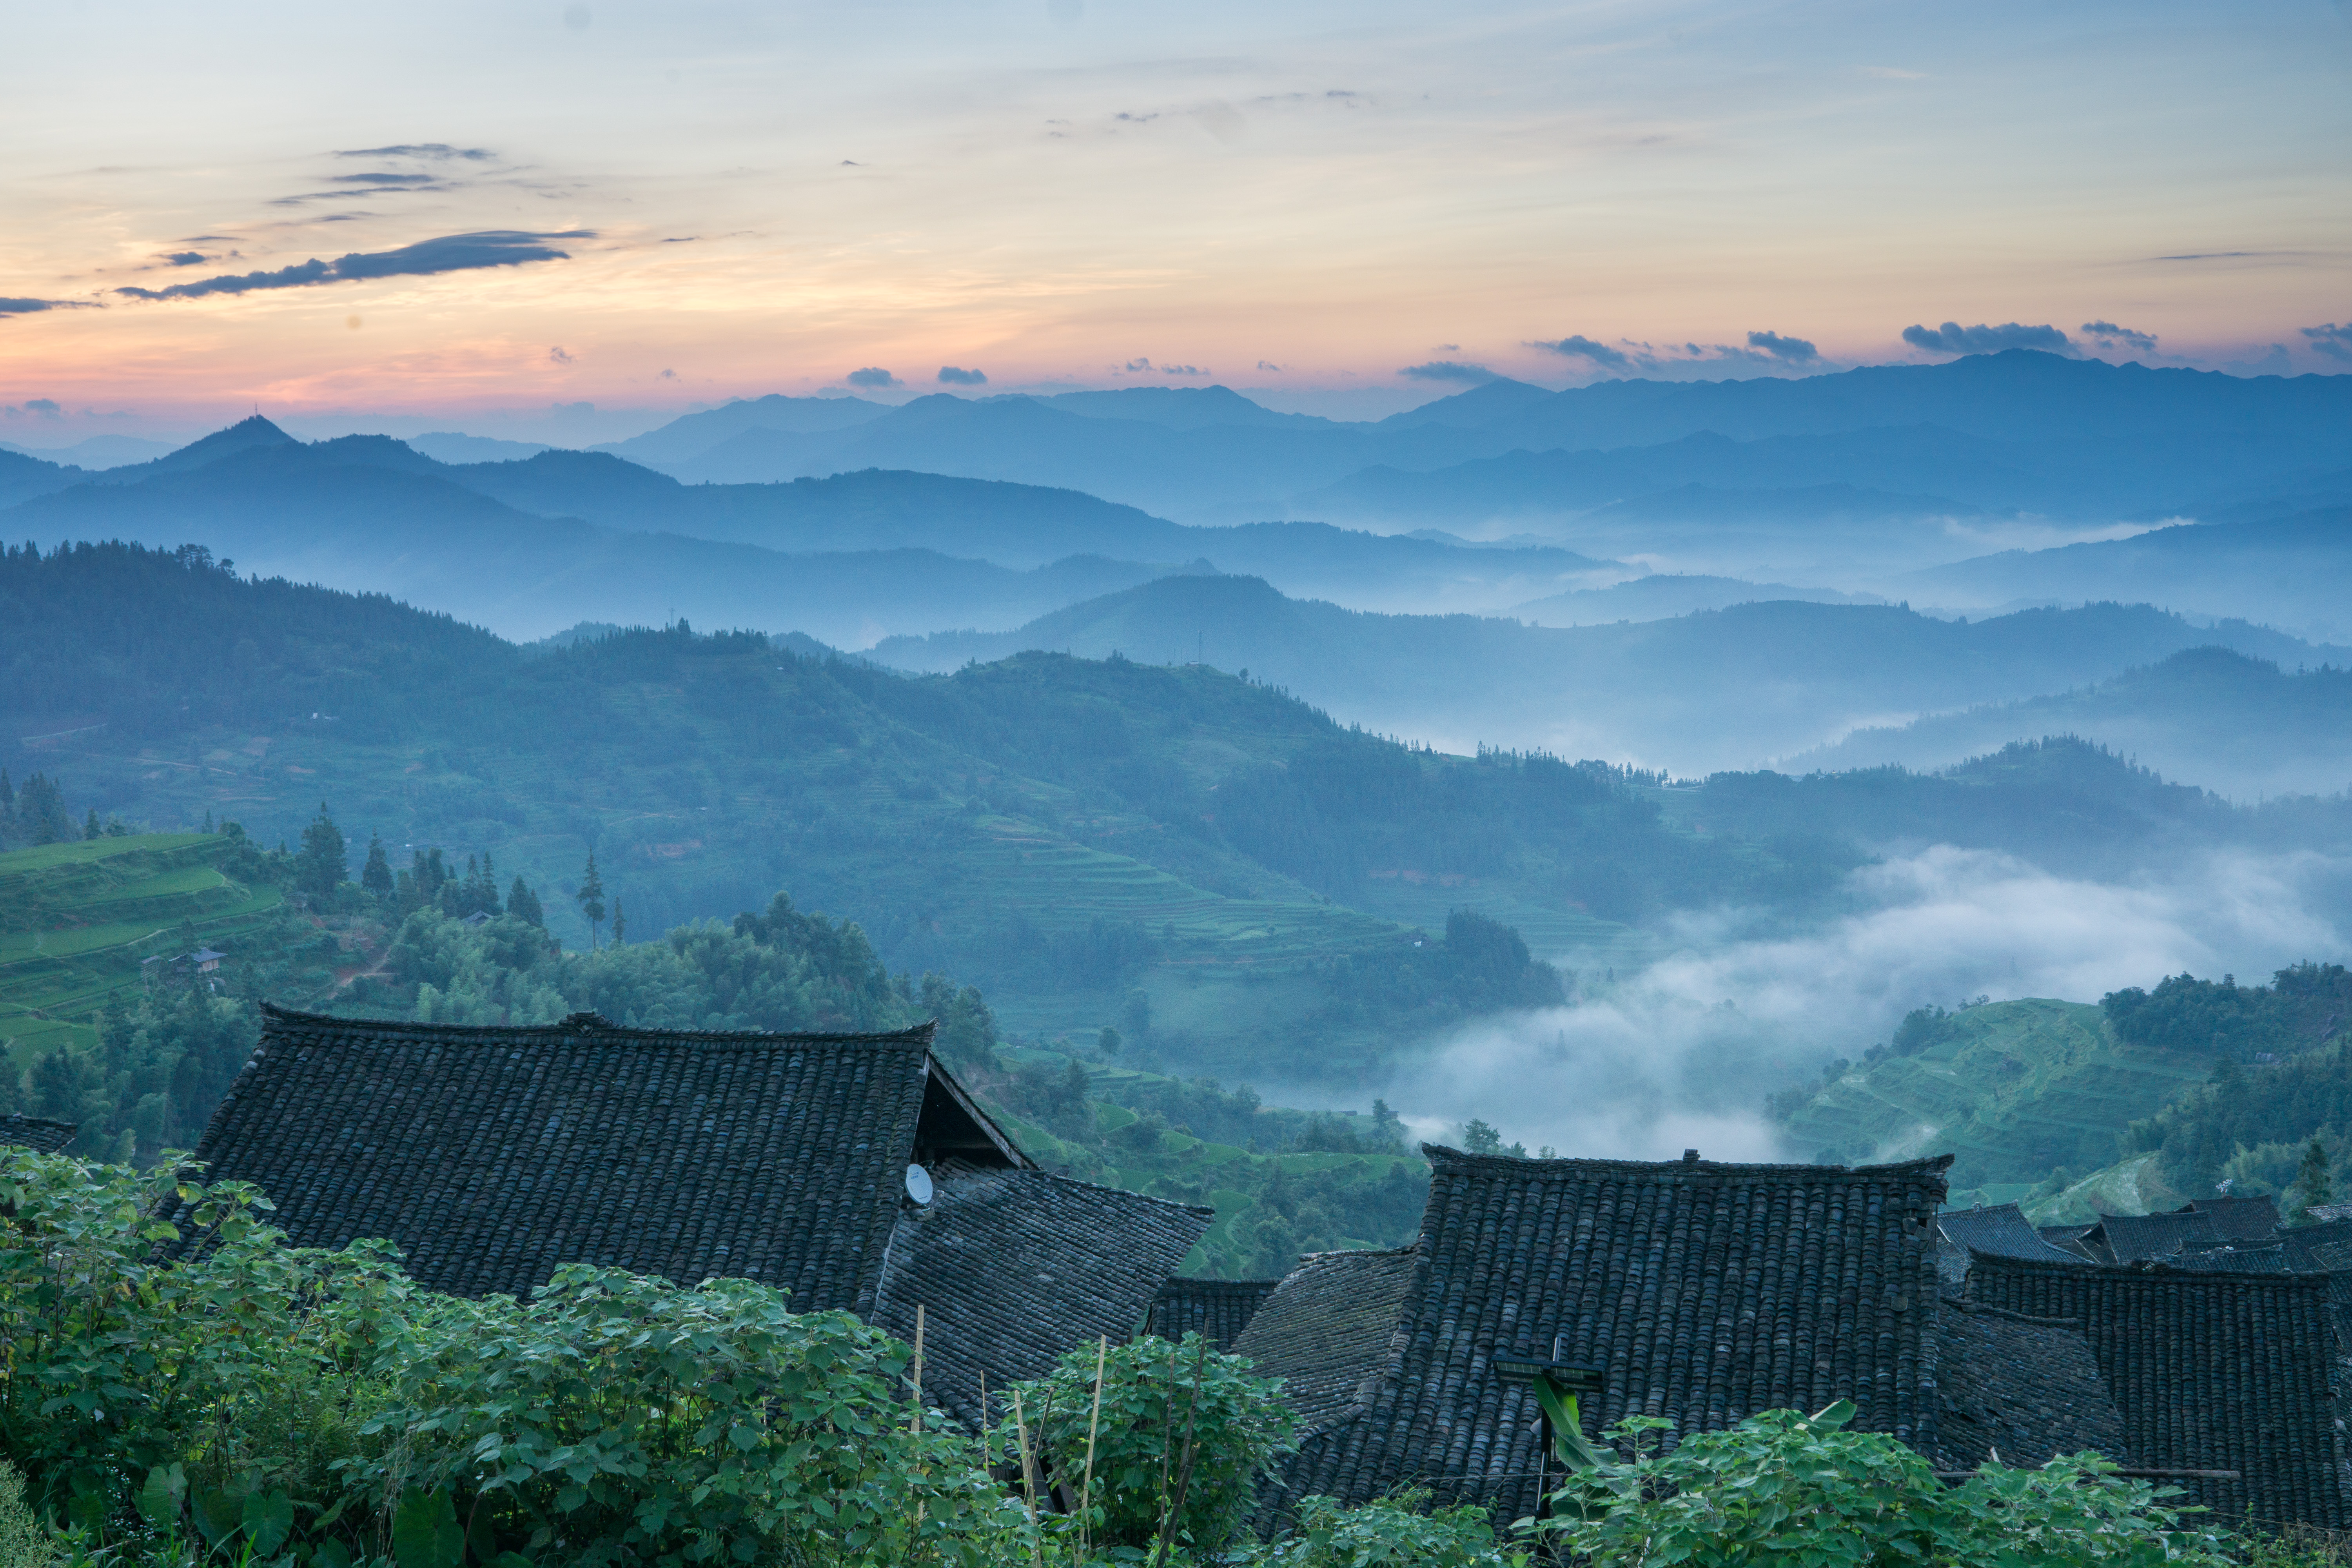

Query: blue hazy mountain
left=0, top=447, right=88, bottom=508
left=1513, top=573, right=1884, bottom=627
left=868, top=572, right=2348, bottom=776
left=417, top=448, right=1617, bottom=611
left=1893, top=507, right=2352, bottom=642
left=0, top=420, right=1612, bottom=640
left=0, top=427, right=1176, bottom=645
left=1788, top=646, right=2352, bottom=801
left=593, top=392, right=892, bottom=466
left=586, top=353, right=2352, bottom=530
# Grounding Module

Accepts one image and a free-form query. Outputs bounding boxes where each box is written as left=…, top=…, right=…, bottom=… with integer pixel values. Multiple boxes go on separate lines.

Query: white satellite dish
left=905, top=1164, right=935, bottom=1205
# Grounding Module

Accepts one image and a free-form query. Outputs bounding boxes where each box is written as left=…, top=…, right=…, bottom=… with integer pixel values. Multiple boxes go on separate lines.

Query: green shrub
left=1005, top=1333, right=1295, bottom=1557
left=0, top=1146, right=412, bottom=1553
left=1261, top=1490, right=1522, bottom=1567
left=353, top=1264, right=1025, bottom=1568
left=1538, top=1402, right=2236, bottom=1568
left=0, top=1150, right=1028, bottom=1568
left=0, top=1462, right=64, bottom=1568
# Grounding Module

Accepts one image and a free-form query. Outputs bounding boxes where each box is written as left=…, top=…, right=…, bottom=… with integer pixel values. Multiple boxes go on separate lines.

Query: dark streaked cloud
left=847, top=366, right=902, bottom=387
left=2082, top=319, right=2157, bottom=353
left=114, top=230, right=592, bottom=301
left=937, top=365, right=988, bottom=385
left=548, top=346, right=574, bottom=365
left=2301, top=323, right=2352, bottom=363
left=1900, top=320, right=2070, bottom=355
left=0, top=298, right=97, bottom=318
left=332, top=172, right=439, bottom=186
left=162, top=252, right=207, bottom=266
left=1745, top=329, right=1817, bottom=363
left=1528, top=334, right=1630, bottom=369
left=336, top=143, right=494, bottom=161
left=1256, top=359, right=1283, bottom=371
left=1160, top=363, right=1203, bottom=376
left=1399, top=359, right=1496, bottom=383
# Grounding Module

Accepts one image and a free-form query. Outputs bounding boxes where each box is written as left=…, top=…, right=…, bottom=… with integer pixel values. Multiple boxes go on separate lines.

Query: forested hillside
left=0, top=826, right=1433, bottom=1275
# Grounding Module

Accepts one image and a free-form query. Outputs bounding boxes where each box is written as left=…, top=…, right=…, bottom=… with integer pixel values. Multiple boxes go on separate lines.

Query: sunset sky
left=3, top=0, right=2347, bottom=442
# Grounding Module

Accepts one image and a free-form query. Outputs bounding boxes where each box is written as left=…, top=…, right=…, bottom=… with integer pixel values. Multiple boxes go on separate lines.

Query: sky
left=2, top=0, right=2348, bottom=442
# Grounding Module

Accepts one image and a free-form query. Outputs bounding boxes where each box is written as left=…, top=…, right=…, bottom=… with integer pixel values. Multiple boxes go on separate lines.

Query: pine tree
left=2295, top=1136, right=2334, bottom=1219
left=577, top=852, right=606, bottom=950
left=480, top=852, right=501, bottom=916
left=610, top=895, right=626, bottom=946
left=201, top=808, right=214, bottom=833
left=15, top=773, right=71, bottom=846
left=508, top=876, right=545, bottom=927
left=84, top=808, right=103, bottom=840
left=360, top=833, right=395, bottom=899
left=294, top=802, right=348, bottom=902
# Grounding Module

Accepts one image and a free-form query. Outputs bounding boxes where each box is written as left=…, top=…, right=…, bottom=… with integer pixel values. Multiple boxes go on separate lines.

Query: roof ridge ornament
left=561, top=1010, right=615, bottom=1030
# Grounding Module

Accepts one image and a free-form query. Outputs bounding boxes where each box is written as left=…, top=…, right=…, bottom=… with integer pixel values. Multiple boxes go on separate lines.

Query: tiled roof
left=1968, top=1253, right=2347, bottom=1526
left=1938, top=1204, right=2087, bottom=1265
left=2276, top=1217, right=2352, bottom=1274
left=1233, top=1248, right=1422, bottom=1437
left=2172, top=1246, right=2289, bottom=1274
left=173, top=1004, right=1026, bottom=1308
left=1933, top=1299, right=2128, bottom=1471
left=1253, top=1148, right=1952, bottom=1527
left=2082, top=1209, right=2223, bottom=1265
left=1147, top=1276, right=1281, bottom=1351
left=872, top=1169, right=1211, bottom=1429
left=2186, top=1195, right=2282, bottom=1247
left=0, top=1116, right=76, bottom=1154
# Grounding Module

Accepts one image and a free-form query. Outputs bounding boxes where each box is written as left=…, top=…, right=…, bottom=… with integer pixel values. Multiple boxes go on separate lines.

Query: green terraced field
left=1780, top=997, right=2213, bottom=1193
left=0, top=834, right=285, bottom=1063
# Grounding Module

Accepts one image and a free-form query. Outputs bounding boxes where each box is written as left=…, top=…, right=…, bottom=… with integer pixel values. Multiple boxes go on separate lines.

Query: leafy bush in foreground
left=0, top=1149, right=1022, bottom=1568
left=1539, top=1401, right=2235, bottom=1568
left=1006, top=1333, right=1295, bottom=1557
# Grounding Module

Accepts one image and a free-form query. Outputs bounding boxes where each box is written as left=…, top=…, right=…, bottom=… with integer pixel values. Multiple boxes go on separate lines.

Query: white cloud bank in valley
left=1385, top=844, right=2352, bottom=1161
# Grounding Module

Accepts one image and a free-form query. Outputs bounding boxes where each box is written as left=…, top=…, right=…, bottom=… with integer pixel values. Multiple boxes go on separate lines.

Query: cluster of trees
left=2131, top=1038, right=2352, bottom=1207
left=0, top=769, right=133, bottom=849
left=2102, top=962, right=2352, bottom=1060
left=289, top=800, right=556, bottom=934
left=1318, top=909, right=1566, bottom=1021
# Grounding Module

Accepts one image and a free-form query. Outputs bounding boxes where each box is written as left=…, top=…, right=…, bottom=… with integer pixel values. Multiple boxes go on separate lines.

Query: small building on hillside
left=0, top=1115, right=77, bottom=1154
left=142, top=946, right=227, bottom=992
left=175, top=1004, right=1210, bottom=1416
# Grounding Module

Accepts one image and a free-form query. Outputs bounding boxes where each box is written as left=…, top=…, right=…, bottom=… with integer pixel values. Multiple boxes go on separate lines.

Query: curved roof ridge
left=1985, top=1249, right=2331, bottom=1285
left=953, top=1163, right=1216, bottom=1220
left=1420, top=1143, right=1956, bottom=1178
left=1940, top=1296, right=2085, bottom=1329
left=257, top=1000, right=937, bottom=1048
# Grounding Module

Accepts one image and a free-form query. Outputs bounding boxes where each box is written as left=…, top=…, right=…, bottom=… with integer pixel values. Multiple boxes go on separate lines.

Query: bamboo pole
left=1079, top=1335, right=1108, bottom=1553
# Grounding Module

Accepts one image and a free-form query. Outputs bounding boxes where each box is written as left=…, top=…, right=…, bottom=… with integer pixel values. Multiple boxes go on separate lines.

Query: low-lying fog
left=1373, top=843, right=2352, bottom=1161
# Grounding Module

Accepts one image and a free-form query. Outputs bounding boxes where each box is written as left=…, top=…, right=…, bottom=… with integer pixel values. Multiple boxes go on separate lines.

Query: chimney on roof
left=1682, top=1149, right=1699, bottom=1163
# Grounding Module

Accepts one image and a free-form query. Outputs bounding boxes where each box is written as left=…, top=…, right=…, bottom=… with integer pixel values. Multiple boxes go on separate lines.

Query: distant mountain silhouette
left=1894, top=506, right=2352, bottom=641
left=1789, top=645, right=2352, bottom=800
left=869, top=573, right=2349, bottom=773
left=574, top=354, right=2352, bottom=526
left=595, top=392, right=889, bottom=465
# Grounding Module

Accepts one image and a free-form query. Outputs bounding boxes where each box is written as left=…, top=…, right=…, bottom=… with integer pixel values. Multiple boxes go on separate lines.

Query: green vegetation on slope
left=1769, top=998, right=2213, bottom=1198
left=0, top=831, right=290, bottom=1062
left=0, top=848, right=1430, bottom=1274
